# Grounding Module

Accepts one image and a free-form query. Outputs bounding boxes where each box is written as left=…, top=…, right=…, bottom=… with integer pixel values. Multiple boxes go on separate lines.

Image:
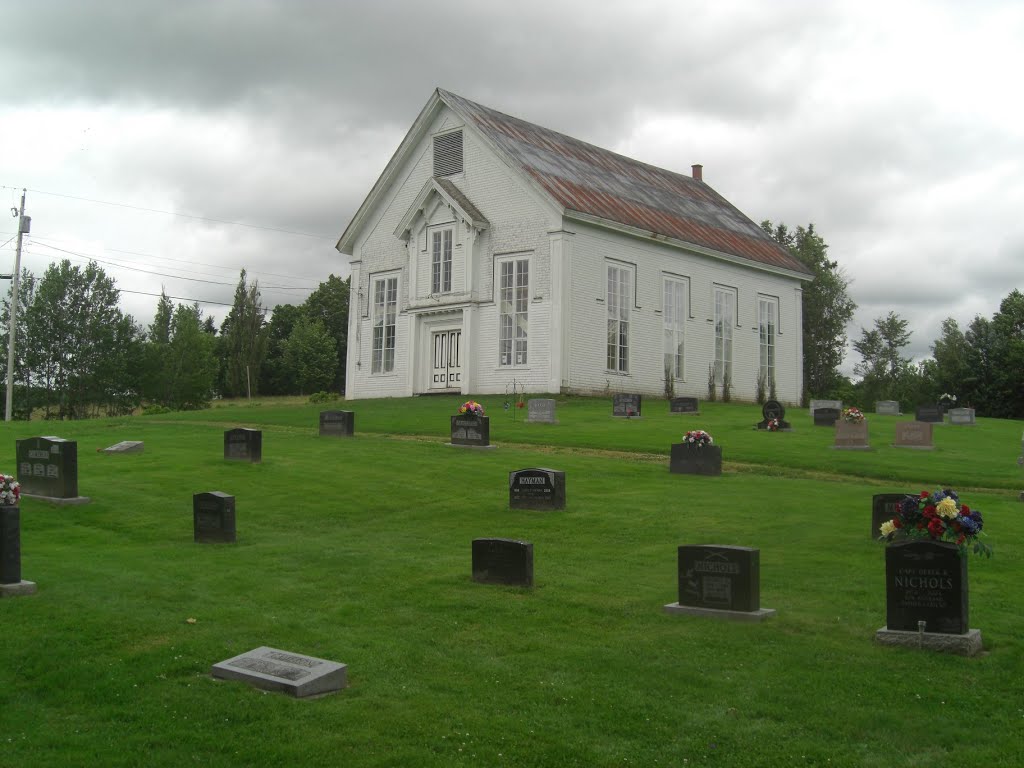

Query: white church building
left=337, top=89, right=813, bottom=403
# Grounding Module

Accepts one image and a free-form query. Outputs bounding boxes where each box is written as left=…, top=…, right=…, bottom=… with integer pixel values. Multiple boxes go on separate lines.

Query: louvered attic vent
left=433, top=130, right=463, bottom=176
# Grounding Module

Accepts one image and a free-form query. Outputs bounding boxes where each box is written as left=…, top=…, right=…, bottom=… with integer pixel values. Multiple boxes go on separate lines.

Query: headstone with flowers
left=833, top=407, right=870, bottom=450
left=612, top=393, right=642, bottom=418
left=876, top=489, right=991, bottom=656
left=450, top=401, right=490, bottom=447
left=755, top=400, right=791, bottom=431
left=0, top=474, right=36, bottom=597
left=670, top=430, right=722, bottom=475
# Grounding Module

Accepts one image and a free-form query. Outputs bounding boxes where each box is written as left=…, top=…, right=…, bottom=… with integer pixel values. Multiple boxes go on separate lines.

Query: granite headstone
left=319, top=411, right=355, bottom=437
left=664, top=545, right=775, bottom=621
left=834, top=420, right=870, bottom=450
left=526, top=399, right=557, bottom=424
left=612, top=393, right=642, bottom=418
left=224, top=429, right=262, bottom=463
left=472, top=538, right=533, bottom=587
left=669, top=397, right=700, bottom=414
left=0, top=505, right=21, bottom=584
left=915, top=405, right=944, bottom=424
left=193, top=491, right=236, bottom=543
left=16, top=436, right=82, bottom=500
left=756, top=400, right=790, bottom=431
left=509, top=468, right=566, bottom=511
left=211, top=646, right=348, bottom=698
left=884, top=540, right=968, bottom=635
left=669, top=443, right=723, bottom=476
left=872, top=493, right=910, bottom=540
left=875, top=400, right=901, bottom=416
left=450, top=415, right=490, bottom=447
left=813, top=407, right=840, bottom=427
left=948, top=407, right=976, bottom=426
left=893, top=421, right=933, bottom=449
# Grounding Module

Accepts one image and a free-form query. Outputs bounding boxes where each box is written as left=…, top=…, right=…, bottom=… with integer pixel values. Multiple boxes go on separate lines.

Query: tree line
left=0, top=259, right=349, bottom=419
left=763, top=221, right=1024, bottom=418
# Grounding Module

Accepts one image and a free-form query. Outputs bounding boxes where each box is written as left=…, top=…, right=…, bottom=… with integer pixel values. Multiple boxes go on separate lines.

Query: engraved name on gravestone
left=885, top=540, right=968, bottom=635
left=1, top=505, right=22, bottom=585
left=319, top=411, right=355, bottom=437
left=948, top=407, right=976, bottom=426
left=915, top=405, right=944, bottom=424
left=472, top=538, right=533, bottom=587
left=612, top=393, right=642, bottom=417
left=876, top=400, right=900, bottom=416
left=677, top=545, right=760, bottom=612
left=224, top=429, right=262, bottom=463
left=211, top=646, right=348, bottom=698
left=813, top=407, right=840, bottom=427
left=669, top=397, right=700, bottom=414
left=509, top=468, right=566, bottom=511
left=16, top=436, right=79, bottom=499
left=193, top=492, right=236, bottom=543
left=872, top=493, right=910, bottom=541
left=526, top=399, right=557, bottom=424
left=450, top=415, right=490, bottom=447
left=893, top=421, right=933, bottom=449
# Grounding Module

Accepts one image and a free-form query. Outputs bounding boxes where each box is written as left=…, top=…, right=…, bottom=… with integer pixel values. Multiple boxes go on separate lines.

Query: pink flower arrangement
left=458, top=401, right=485, bottom=416
left=682, top=429, right=714, bottom=448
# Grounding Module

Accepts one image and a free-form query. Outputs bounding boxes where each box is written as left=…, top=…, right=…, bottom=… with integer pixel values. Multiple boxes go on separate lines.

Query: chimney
left=691, top=164, right=703, bottom=182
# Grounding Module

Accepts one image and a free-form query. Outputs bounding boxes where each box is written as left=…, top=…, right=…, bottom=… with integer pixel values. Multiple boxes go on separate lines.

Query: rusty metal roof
left=440, top=89, right=811, bottom=277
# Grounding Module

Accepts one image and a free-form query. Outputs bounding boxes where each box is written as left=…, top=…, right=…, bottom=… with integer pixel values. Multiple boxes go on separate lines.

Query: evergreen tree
left=220, top=270, right=267, bottom=398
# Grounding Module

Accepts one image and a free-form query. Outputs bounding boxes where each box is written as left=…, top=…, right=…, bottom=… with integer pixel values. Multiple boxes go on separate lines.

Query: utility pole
left=6, top=189, right=27, bottom=422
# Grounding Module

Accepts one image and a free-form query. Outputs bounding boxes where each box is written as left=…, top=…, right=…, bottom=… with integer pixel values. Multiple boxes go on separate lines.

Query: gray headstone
left=103, top=441, right=144, bottom=454
left=893, top=421, right=933, bottom=449
left=526, top=399, right=557, bottom=424
left=875, top=400, right=900, bottom=416
left=211, top=646, right=347, bottom=698
left=509, top=468, right=565, bottom=510
left=450, top=415, right=490, bottom=447
left=472, top=538, right=533, bottom=586
left=612, top=393, right=642, bottom=418
left=224, top=429, right=262, bottom=462
left=669, top=397, right=699, bottom=414
left=319, top=410, right=354, bottom=436
left=193, top=492, right=236, bottom=543
left=810, top=399, right=842, bottom=417
left=948, top=407, right=975, bottom=425
left=915, top=405, right=944, bottom=423
left=16, top=436, right=85, bottom=501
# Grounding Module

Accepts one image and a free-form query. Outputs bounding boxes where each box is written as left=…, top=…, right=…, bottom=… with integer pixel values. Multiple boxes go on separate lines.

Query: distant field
left=1, top=397, right=1021, bottom=767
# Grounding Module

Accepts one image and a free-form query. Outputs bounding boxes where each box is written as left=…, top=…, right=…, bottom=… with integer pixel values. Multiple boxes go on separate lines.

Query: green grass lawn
left=1, top=397, right=1022, bottom=767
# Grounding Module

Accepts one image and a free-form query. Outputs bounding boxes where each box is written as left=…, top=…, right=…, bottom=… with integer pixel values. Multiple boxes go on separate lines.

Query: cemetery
left=0, top=394, right=1021, bottom=766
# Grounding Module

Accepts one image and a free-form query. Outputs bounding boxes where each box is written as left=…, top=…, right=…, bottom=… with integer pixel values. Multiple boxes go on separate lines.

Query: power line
left=118, top=288, right=235, bottom=307
left=2, top=185, right=336, bottom=240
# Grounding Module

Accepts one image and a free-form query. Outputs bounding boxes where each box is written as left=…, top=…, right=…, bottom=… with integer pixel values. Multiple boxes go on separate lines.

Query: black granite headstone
left=813, top=407, right=840, bottom=427
left=224, top=429, right=262, bottom=463
left=193, top=492, right=237, bottom=543
left=450, top=415, right=490, bottom=447
left=678, top=545, right=761, bottom=612
left=319, top=410, right=354, bottom=437
left=756, top=400, right=791, bottom=430
left=472, top=538, right=533, bottom=586
left=872, top=493, right=910, bottom=540
left=885, top=540, right=968, bottom=635
left=612, top=393, right=642, bottom=417
left=669, top=444, right=722, bottom=476
left=15, top=436, right=79, bottom=498
left=669, top=397, right=699, bottom=414
left=915, top=405, right=944, bottom=423
left=509, top=468, right=566, bottom=511
left=0, top=506, right=21, bottom=584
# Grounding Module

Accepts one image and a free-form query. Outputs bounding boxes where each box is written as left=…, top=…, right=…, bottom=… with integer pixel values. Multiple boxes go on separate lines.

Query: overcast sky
left=3, top=0, right=1022, bottom=374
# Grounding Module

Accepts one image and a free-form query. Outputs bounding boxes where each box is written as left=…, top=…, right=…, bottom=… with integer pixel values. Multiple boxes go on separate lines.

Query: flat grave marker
left=102, top=441, right=144, bottom=454
left=211, top=646, right=348, bottom=698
